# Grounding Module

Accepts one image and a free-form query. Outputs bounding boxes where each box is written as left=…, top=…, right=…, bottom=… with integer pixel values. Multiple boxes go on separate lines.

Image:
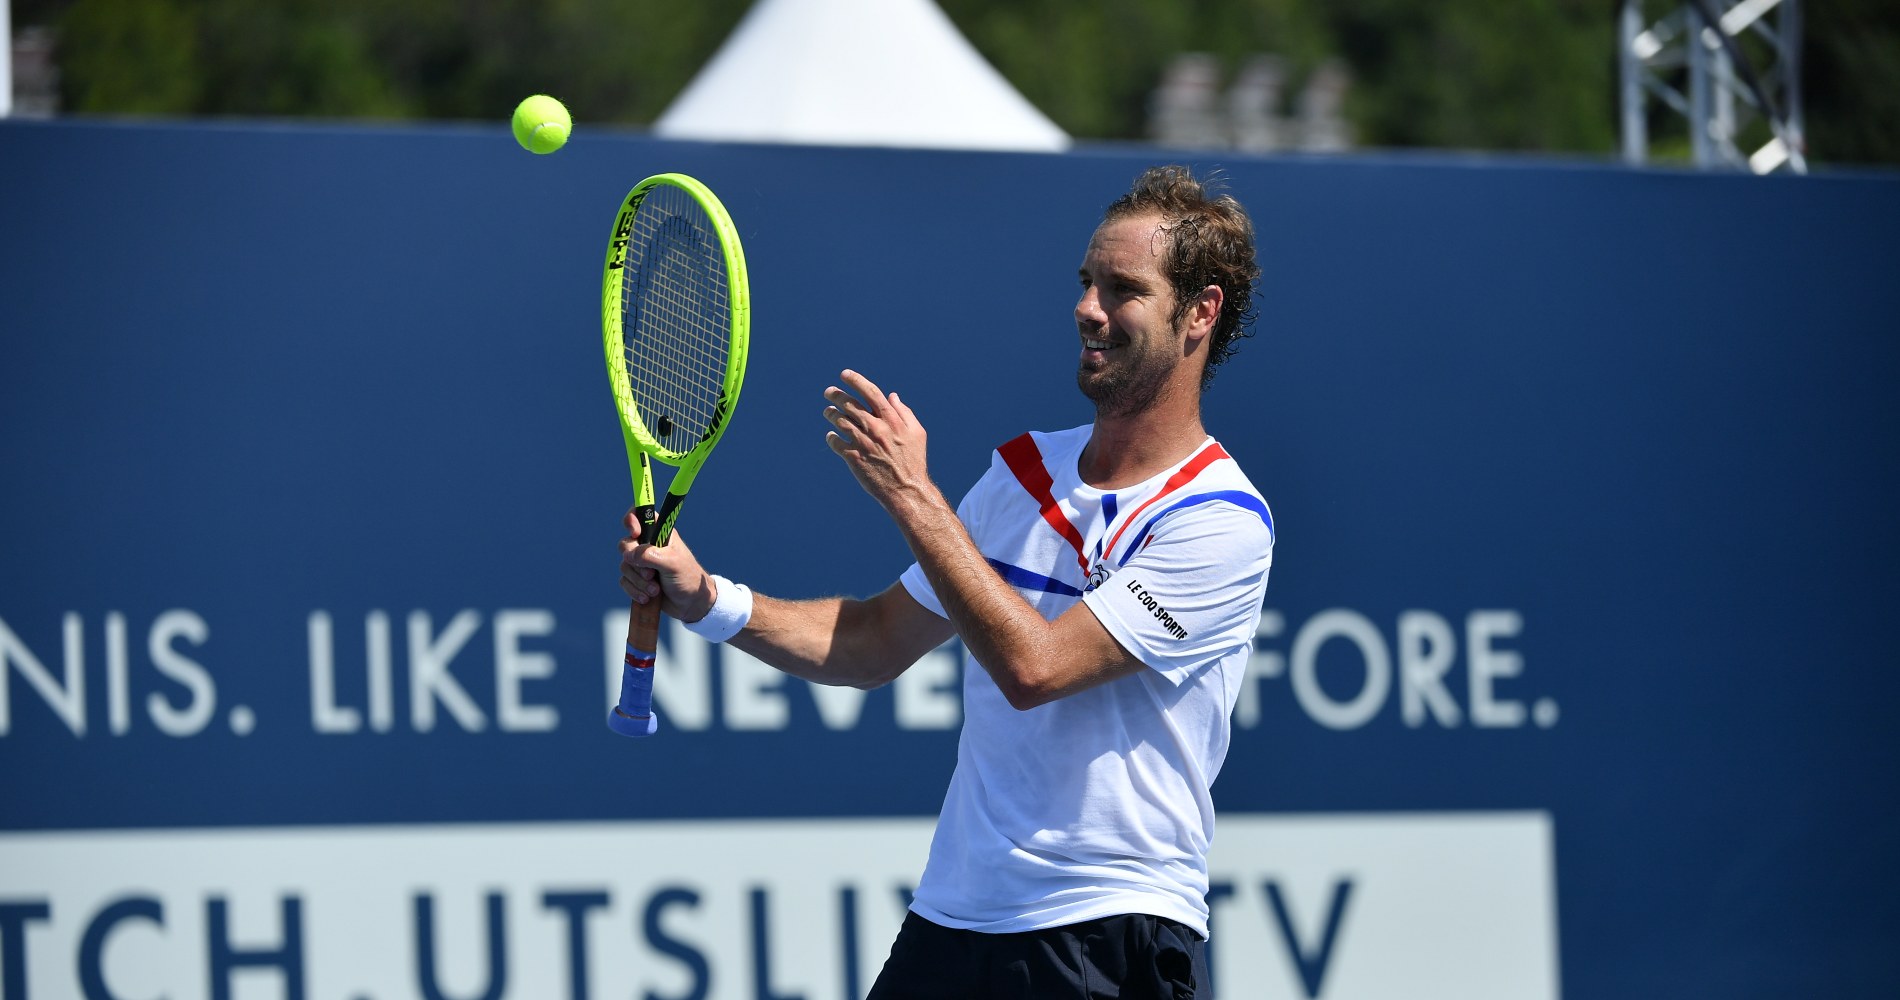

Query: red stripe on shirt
left=1102, top=441, right=1230, bottom=560
left=997, top=433, right=1091, bottom=574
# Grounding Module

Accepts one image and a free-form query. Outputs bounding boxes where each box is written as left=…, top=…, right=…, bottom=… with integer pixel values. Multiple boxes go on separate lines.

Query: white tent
left=653, top=0, right=1070, bottom=152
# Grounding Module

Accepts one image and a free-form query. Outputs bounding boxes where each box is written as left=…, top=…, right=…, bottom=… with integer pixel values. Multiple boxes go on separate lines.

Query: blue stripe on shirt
left=1116, top=491, right=1274, bottom=567
left=987, top=558, right=1084, bottom=597
left=1092, top=492, right=1119, bottom=564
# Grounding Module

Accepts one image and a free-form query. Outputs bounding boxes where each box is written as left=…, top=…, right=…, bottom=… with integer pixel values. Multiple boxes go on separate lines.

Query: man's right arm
left=619, top=511, right=953, bottom=689
left=729, top=584, right=954, bottom=689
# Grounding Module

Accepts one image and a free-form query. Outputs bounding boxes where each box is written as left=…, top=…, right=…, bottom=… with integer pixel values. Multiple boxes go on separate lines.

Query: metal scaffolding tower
left=1619, top=0, right=1807, bottom=174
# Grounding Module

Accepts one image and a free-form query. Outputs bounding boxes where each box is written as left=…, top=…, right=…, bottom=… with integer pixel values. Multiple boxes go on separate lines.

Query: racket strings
left=622, top=185, right=731, bottom=456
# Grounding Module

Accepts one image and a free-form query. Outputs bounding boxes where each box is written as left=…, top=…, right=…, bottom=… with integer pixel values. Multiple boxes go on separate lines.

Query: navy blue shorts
left=865, top=910, right=1207, bottom=999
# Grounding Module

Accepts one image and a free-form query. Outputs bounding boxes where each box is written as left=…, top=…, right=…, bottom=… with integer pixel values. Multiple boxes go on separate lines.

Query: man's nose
left=1075, top=287, right=1106, bottom=327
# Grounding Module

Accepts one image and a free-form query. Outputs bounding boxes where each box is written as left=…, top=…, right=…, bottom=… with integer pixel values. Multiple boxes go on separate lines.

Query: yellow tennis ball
left=512, top=95, right=571, bottom=154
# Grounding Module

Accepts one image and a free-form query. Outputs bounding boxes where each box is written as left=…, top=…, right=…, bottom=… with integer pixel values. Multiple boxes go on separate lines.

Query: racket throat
left=651, top=492, right=685, bottom=546
left=631, top=494, right=682, bottom=548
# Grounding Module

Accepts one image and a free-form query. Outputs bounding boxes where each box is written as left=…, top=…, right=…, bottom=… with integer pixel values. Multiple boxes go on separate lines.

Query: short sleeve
left=1081, top=501, right=1272, bottom=685
left=899, top=461, right=997, bottom=620
left=899, top=562, right=945, bottom=618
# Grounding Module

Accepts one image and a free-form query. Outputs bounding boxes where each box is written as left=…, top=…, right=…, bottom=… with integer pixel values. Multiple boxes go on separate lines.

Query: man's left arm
left=821, top=370, right=1147, bottom=710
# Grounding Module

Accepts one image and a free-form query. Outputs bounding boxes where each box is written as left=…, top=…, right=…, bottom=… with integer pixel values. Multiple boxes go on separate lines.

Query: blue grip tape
left=607, top=643, right=660, bottom=737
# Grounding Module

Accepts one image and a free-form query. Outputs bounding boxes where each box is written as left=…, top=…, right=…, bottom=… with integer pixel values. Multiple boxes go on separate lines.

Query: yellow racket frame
left=601, top=172, right=751, bottom=547
left=601, top=172, right=749, bottom=738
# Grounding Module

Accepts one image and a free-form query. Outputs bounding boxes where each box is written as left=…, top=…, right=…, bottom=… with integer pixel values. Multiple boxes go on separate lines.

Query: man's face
left=1074, top=213, right=1183, bottom=417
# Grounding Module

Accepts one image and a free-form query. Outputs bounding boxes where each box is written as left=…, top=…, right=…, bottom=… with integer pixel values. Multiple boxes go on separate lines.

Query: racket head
left=601, top=173, right=751, bottom=476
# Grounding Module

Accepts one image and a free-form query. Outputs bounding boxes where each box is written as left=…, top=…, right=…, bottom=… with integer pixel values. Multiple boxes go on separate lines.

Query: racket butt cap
left=608, top=707, right=659, bottom=738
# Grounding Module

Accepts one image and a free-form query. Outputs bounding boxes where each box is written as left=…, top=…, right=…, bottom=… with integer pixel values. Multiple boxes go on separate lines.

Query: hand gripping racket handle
left=608, top=506, right=662, bottom=737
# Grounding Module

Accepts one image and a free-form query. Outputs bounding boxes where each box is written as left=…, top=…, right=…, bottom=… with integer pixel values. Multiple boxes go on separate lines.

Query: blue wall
left=2, top=119, right=1898, bottom=997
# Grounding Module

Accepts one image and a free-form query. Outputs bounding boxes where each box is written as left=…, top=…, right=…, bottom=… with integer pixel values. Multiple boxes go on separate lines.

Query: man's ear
left=1184, top=285, right=1223, bottom=343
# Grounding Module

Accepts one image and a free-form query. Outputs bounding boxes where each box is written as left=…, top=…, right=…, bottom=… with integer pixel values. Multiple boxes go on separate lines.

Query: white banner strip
left=0, top=812, right=1556, bottom=1000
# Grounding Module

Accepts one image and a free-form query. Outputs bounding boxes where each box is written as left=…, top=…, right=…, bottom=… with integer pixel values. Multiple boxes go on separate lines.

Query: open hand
left=823, top=369, right=932, bottom=512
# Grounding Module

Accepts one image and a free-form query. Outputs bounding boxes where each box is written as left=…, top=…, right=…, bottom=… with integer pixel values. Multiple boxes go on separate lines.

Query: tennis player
left=621, top=165, right=1272, bottom=998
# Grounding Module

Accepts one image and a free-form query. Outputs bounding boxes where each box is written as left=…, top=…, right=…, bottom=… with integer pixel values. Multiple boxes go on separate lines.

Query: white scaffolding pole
left=1619, top=0, right=1807, bottom=174
left=2, top=0, right=14, bottom=118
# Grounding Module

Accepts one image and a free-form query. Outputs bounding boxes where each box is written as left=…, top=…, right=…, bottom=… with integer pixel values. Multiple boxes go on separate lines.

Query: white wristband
left=684, top=574, right=752, bottom=643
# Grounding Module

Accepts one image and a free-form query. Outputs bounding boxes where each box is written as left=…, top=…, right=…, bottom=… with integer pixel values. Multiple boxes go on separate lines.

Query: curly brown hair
left=1101, top=165, right=1262, bottom=389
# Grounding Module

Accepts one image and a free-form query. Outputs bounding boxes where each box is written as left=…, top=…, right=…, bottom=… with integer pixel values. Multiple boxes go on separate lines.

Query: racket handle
left=608, top=599, right=662, bottom=737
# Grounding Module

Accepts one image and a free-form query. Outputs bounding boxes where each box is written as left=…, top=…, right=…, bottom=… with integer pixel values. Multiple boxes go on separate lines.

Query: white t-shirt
left=898, top=424, right=1274, bottom=936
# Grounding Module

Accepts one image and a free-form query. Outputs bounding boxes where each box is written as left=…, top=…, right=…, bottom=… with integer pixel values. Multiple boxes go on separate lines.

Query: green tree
left=1319, top=0, right=1615, bottom=152
left=24, top=0, right=1899, bottom=166
left=1804, top=0, right=1900, bottom=164
left=944, top=0, right=1333, bottom=139
left=55, top=0, right=202, bottom=113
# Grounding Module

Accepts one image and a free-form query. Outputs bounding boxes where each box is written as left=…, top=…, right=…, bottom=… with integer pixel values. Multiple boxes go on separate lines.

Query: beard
left=1076, top=333, right=1177, bottom=418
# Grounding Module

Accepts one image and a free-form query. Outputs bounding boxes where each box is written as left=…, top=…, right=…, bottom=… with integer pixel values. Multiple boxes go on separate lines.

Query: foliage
left=1804, top=0, right=1900, bottom=165
left=17, top=0, right=1898, bottom=165
left=941, top=0, right=1333, bottom=140
left=45, top=0, right=752, bottom=123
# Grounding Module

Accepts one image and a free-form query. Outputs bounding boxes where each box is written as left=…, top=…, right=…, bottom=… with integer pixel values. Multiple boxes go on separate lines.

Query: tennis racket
left=602, top=173, right=750, bottom=737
